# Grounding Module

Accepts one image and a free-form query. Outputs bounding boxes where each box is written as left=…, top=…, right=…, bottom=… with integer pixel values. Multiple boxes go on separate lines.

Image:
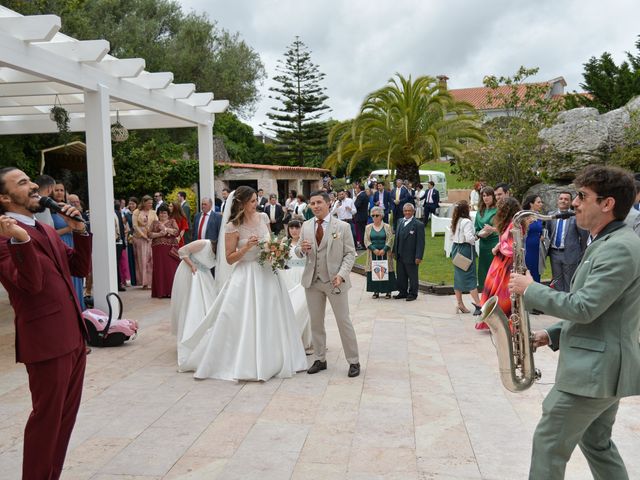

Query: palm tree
left=325, top=74, right=486, bottom=183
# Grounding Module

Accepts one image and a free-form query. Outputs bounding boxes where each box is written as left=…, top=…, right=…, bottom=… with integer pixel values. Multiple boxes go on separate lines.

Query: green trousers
left=529, top=387, right=628, bottom=479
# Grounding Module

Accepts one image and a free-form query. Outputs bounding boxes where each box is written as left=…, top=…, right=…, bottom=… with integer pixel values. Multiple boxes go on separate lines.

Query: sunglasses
left=576, top=191, right=605, bottom=201
left=371, top=214, right=382, bottom=217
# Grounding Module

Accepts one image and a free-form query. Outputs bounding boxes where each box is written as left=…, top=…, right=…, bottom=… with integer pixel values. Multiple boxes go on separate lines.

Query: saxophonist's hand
left=532, top=330, right=551, bottom=348
left=509, top=271, right=533, bottom=295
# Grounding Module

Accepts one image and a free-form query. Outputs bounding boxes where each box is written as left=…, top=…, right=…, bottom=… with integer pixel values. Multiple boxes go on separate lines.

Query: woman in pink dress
left=132, top=195, right=157, bottom=289
left=149, top=204, right=180, bottom=298
left=477, top=197, right=521, bottom=330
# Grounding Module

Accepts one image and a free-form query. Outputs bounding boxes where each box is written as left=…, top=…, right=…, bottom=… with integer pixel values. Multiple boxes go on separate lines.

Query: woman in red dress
left=169, top=201, right=189, bottom=247
left=477, top=197, right=521, bottom=330
left=149, top=204, right=180, bottom=298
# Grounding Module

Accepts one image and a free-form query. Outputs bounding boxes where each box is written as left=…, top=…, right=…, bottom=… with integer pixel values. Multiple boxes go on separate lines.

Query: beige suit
left=299, top=216, right=359, bottom=365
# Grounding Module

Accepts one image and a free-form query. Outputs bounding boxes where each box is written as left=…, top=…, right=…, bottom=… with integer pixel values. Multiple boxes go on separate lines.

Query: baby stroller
left=82, top=292, right=138, bottom=347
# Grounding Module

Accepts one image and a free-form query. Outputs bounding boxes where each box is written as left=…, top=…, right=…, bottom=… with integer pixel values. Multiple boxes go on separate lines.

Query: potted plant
left=49, top=95, right=71, bottom=144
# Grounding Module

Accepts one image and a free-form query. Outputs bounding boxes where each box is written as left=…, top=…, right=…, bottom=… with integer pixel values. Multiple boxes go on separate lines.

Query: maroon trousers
left=23, top=343, right=86, bottom=480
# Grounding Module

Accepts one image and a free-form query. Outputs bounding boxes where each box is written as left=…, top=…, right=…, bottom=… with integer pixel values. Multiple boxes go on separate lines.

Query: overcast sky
left=179, top=0, right=639, bottom=134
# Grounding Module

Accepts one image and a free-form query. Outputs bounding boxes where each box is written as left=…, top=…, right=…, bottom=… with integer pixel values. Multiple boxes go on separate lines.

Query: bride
left=178, top=186, right=308, bottom=381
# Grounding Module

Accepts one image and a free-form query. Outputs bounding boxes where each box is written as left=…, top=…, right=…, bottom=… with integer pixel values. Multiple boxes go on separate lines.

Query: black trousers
left=396, top=259, right=419, bottom=298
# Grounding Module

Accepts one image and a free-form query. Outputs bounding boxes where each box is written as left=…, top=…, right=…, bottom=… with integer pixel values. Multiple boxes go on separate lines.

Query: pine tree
left=265, top=37, right=331, bottom=166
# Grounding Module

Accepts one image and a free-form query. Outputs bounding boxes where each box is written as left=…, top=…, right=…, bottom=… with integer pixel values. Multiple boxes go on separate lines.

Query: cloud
left=180, top=0, right=640, bottom=131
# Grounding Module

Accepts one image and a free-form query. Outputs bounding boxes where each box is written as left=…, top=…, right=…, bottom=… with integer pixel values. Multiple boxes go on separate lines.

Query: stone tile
left=291, top=462, right=347, bottom=479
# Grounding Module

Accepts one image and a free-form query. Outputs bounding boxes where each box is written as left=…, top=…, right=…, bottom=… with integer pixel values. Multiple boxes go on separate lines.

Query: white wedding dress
left=178, top=213, right=308, bottom=381
left=171, top=240, right=218, bottom=367
left=280, top=242, right=312, bottom=351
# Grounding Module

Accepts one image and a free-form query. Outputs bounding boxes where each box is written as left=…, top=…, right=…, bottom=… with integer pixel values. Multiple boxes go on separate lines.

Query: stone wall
left=213, top=167, right=323, bottom=201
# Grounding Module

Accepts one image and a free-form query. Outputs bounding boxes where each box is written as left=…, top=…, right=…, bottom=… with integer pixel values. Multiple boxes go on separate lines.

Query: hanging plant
left=111, top=110, right=129, bottom=142
left=49, top=95, right=71, bottom=145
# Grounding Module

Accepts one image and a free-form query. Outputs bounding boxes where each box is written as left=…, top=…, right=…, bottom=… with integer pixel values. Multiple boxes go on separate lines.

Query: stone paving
left=0, top=275, right=639, bottom=479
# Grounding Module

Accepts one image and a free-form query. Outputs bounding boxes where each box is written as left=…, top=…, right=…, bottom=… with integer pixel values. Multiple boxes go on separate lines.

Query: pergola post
left=85, top=84, right=117, bottom=310
left=197, top=122, right=215, bottom=201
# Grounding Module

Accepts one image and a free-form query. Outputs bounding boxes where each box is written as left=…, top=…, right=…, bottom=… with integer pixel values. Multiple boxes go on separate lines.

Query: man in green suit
left=510, top=165, right=640, bottom=480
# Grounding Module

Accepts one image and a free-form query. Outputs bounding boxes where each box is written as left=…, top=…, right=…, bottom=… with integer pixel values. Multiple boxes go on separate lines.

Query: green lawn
left=356, top=224, right=552, bottom=286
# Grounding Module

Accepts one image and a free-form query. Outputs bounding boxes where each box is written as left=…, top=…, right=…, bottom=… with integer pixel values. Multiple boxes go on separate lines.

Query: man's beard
left=14, top=192, right=45, bottom=213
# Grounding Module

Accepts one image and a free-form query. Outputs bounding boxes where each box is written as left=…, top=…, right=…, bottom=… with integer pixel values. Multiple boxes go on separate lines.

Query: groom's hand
left=301, top=239, right=312, bottom=254
left=332, top=275, right=344, bottom=287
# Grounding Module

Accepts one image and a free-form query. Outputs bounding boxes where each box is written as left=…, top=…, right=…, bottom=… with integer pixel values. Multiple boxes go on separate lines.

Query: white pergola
left=0, top=6, right=228, bottom=310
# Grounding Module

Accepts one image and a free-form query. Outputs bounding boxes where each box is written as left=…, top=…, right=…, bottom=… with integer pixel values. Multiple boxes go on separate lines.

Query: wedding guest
left=292, top=194, right=308, bottom=220
left=373, top=181, right=392, bottom=223
left=169, top=200, right=189, bottom=247
left=474, top=186, right=499, bottom=291
left=51, top=182, right=85, bottom=310
left=281, top=220, right=312, bottom=352
left=265, top=194, right=284, bottom=234
left=391, top=178, right=411, bottom=232
left=132, top=195, right=157, bottom=289
left=414, top=183, right=425, bottom=222
left=33, top=174, right=56, bottom=227
left=364, top=206, right=396, bottom=299
left=219, top=188, right=230, bottom=213
left=353, top=183, right=369, bottom=249
left=113, top=200, right=127, bottom=292
left=149, top=204, right=179, bottom=298
left=450, top=201, right=481, bottom=315
left=124, top=197, right=137, bottom=286
left=423, top=181, right=440, bottom=226
left=285, top=189, right=298, bottom=222
left=172, top=238, right=218, bottom=366
left=522, top=194, right=545, bottom=283
left=153, top=191, right=164, bottom=212
left=477, top=197, right=521, bottom=330
left=393, top=203, right=425, bottom=301
left=469, top=182, right=482, bottom=210
left=177, top=191, right=191, bottom=242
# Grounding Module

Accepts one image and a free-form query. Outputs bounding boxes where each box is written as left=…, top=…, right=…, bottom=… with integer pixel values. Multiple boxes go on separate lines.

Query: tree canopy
left=565, top=35, right=640, bottom=113
left=4, top=0, right=266, bottom=116
left=265, top=37, right=331, bottom=167
left=325, top=73, right=485, bottom=184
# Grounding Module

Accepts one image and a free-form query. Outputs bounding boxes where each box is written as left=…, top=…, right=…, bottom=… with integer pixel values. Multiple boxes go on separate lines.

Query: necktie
left=315, top=218, right=324, bottom=246
left=395, top=188, right=400, bottom=201
left=554, top=218, right=564, bottom=248
left=197, top=212, right=208, bottom=240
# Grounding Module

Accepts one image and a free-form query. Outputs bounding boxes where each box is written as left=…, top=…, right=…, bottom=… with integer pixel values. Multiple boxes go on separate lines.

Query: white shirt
left=220, top=199, right=227, bottom=212
left=154, top=200, right=164, bottom=212
left=268, top=204, right=277, bottom=222
left=402, top=216, right=414, bottom=228
left=314, top=214, right=331, bottom=236
left=196, top=211, right=211, bottom=240
left=451, top=218, right=475, bottom=244
left=5, top=211, right=36, bottom=226
left=336, top=198, right=355, bottom=220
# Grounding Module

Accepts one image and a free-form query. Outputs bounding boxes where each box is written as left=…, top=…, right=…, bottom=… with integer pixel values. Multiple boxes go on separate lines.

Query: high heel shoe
left=472, top=303, right=482, bottom=316
left=455, top=303, right=470, bottom=314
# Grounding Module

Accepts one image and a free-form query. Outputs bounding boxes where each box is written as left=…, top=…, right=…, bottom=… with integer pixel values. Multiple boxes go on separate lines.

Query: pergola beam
left=32, top=39, right=110, bottom=63
left=87, top=58, right=145, bottom=78
left=202, top=100, right=230, bottom=113
left=160, top=83, right=196, bottom=99
left=0, top=14, right=60, bottom=42
left=0, top=30, right=212, bottom=125
left=180, top=92, right=213, bottom=107
left=125, top=71, right=173, bottom=90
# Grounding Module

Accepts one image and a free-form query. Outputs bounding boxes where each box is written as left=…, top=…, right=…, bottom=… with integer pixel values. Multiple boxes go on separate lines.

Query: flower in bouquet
left=258, top=234, right=291, bottom=273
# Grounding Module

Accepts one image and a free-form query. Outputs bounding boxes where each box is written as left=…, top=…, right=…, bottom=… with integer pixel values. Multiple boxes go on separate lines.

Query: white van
left=369, top=169, right=447, bottom=199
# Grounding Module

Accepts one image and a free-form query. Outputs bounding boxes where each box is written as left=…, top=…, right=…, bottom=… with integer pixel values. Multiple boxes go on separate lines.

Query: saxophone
left=480, top=209, right=575, bottom=392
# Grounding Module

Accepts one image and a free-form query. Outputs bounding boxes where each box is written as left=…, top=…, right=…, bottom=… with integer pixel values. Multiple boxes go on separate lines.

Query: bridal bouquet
left=258, top=234, right=291, bottom=274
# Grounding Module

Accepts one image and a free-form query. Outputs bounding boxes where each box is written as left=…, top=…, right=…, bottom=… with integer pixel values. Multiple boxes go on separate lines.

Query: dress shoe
left=307, top=360, right=327, bottom=374
left=406, top=296, right=417, bottom=302
left=118, top=285, right=126, bottom=292
left=385, top=293, right=392, bottom=299
left=393, top=294, right=407, bottom=299
left=348, top=363, right=360, bottom=377
left=372, top=292, right=379, bottom=299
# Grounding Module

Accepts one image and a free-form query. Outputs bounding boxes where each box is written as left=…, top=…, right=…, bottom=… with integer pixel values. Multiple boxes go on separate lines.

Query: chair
left=430, top=214, right=450, bottom=237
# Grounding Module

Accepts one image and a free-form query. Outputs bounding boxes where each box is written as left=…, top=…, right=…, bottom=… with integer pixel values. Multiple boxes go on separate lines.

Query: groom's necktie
left=315, top=218, right=324, bottom=246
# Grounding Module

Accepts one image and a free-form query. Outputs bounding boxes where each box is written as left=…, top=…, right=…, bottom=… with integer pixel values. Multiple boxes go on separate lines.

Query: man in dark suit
left=548, top=191, right=588, bottom=292
left=423, top=180, right=440, bottom=225
left=390, top=178, right=411, bottom=232
left=372, top=182, right=392, bottom=223
left=353, top=183, right=369, bottom=249
left=265, top=194, right=284, bottom=234
left=219, top=188, right=230, bottom=213
left=393, top=203, right=425, bottom=301
left=0, top=167, right=92, bottom=480
left=256, top=189, right=269, bottom=213
left=192, top=197, right=222, bottom=245
left=177, top=191, right=191, bottom=243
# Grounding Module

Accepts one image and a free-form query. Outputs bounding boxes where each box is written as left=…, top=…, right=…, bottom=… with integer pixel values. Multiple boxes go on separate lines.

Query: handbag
left=452, top=250, right=472, bottom=271
left=371, top=256, right=389, bottom=282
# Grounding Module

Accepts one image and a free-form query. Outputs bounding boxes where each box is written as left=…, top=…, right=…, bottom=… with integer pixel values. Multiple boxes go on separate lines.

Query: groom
left=298, top=191, right=360, bottom=377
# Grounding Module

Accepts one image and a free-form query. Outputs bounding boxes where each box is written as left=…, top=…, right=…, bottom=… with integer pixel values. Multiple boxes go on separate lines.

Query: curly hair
left=451, top=200, right=470, bottom=234
left=493, top=197, right=521, bottom=234
left=228, top=186, right=257, bottom=226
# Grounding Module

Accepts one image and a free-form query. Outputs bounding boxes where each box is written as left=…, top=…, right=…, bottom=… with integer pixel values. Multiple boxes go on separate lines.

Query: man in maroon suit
left=0, top=167, right=92, bottom=480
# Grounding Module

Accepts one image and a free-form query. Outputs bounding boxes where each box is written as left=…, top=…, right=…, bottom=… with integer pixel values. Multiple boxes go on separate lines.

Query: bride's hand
left=245, top=235, right=259, bottom=249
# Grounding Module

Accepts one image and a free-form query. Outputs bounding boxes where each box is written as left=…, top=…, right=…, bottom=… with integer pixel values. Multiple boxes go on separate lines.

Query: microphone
left=39, top=196, right=86, bottom=223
